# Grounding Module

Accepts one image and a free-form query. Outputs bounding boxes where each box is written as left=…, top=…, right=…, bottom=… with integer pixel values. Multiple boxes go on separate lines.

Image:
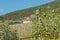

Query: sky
left=0, top=0, right=54, bottom=15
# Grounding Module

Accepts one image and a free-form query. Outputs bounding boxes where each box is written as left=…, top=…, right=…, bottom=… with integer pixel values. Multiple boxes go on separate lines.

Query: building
left=22, top=17, right=32, bottom=23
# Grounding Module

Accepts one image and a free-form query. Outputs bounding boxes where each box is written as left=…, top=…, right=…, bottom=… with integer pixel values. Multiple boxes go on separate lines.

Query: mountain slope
left=0, top=0, right=60, bottom=39
left=0, top=0, right=60, bottom=20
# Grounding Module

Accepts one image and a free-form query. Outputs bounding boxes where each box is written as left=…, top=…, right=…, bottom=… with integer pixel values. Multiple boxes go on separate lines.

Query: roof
left=22, top=17, right=32, bottom=21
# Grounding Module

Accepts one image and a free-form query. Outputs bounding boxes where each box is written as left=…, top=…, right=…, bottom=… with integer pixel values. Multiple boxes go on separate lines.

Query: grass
left=9, top=23, right=32, bottom=39
left=19, top=37, right=60, bottom=40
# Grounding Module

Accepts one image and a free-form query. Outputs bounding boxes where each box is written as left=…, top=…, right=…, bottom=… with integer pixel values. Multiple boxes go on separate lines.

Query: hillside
left=0, top=0, right=60, bottom=40
left=0, top=0, right=60, bottom=20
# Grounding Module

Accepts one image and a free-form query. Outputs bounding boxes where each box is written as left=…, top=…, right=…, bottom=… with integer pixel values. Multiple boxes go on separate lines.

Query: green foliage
left=32, top=0, right=60, bottom=39
left=0, top=22, right=18, bottom=40
left=32, top=9, right=60, bottom=39
left=0, top=0, right=60, bottom=40
left=3, top=8, right=36, bottom=20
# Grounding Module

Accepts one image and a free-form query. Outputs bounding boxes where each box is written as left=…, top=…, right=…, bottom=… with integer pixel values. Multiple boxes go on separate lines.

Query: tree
left=2, top=21, right=18, bottom=40
left=32, top=9, right=60, bottom=40
left=0, top=24, right=5, bottom=40
left=32, top=9, right=44, bottom=40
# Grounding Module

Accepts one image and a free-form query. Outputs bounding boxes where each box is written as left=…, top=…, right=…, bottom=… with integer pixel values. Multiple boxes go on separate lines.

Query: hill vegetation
left=0, top=0, right=60, bottom=20
left=0, top=0, right=60, bottom=40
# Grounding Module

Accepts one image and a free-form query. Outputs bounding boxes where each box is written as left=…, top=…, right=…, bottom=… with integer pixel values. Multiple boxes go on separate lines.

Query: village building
left=8, top=17, right=32, bottom=25
left=22, top=17, right=32, bottom=23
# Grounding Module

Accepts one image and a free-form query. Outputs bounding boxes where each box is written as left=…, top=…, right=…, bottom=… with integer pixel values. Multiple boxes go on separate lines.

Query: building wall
left=23, top=21, right=32, bottom=23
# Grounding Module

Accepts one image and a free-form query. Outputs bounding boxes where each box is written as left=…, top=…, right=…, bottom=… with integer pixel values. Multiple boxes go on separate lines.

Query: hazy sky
left=0, top=0, right=54, bottom=15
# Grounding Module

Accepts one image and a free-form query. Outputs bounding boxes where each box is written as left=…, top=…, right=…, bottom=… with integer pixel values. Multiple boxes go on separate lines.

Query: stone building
left=22, top=17, right=32, bottom=23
